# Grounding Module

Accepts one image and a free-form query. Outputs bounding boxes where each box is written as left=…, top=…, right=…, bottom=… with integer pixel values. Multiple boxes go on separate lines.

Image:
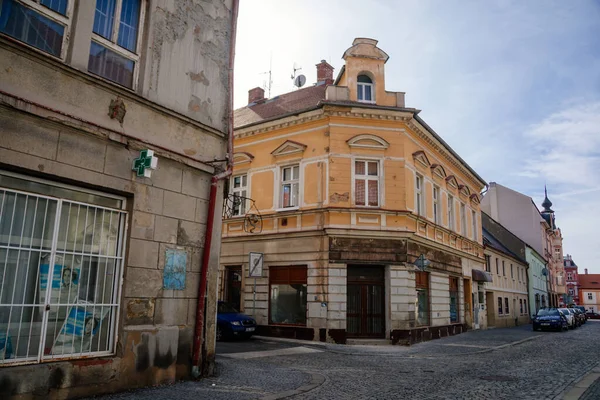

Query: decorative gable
left=412, top=150, right=431, bottom=168
left=271, top=140, right=307, bottom=157
left=430, top=164, right=447, bottom=180
left=445, top=175, right=459, bottom=189
left=470, top=193, right=481, bottom=204
left=458, top=184, right=471, bottom=197
left=347, top=134, right=389, bottom=149
left=233, top=152, right=254, bottom=165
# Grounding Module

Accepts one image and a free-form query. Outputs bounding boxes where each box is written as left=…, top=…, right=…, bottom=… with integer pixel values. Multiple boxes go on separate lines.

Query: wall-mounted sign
left=249, top=252, right=263, bottom=277
left=132, top=149, right=158, bottom=178
left=164, top=249, right=187, bottom=290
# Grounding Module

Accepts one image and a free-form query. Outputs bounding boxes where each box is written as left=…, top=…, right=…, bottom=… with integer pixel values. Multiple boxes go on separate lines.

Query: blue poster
left=163, top=249, right=187, bottom=290
left=51, top=303, right=109, bottom=355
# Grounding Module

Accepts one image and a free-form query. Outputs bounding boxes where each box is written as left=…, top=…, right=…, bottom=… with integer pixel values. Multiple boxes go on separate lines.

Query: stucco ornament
left=108, top=97, right=127, bottom=124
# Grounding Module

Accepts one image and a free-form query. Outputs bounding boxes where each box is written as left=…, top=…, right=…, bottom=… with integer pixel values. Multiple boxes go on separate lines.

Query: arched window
left=357, top=75, right=374, bottom=102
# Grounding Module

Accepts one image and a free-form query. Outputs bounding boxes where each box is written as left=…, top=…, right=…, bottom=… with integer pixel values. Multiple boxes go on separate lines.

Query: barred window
left=0, top=172, right=126, bottom=364
left=355, top=160, right=379, bottom=207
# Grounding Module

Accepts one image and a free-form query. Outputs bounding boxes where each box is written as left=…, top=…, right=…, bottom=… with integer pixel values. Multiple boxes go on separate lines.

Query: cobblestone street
left=89, top=321, right=600, bottom=400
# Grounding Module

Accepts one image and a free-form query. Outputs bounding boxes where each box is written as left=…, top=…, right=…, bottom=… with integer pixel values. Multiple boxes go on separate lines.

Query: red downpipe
left=192, top=0, right=238, bottom=377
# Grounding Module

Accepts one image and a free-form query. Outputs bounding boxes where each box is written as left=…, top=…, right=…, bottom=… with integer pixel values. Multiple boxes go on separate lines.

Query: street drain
left=480, top=375, right=518, bottom=382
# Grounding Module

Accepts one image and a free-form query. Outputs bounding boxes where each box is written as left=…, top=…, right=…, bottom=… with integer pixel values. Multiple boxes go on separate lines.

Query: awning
left=472, top=269, right=493, bottom=282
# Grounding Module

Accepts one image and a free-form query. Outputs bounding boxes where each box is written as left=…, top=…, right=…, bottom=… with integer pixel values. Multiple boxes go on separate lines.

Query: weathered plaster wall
left=143, top=0, right=233, bottom=132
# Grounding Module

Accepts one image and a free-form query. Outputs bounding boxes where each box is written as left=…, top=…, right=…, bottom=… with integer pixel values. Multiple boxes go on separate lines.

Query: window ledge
left=358, top=100, right=376, bottom=104
left=275, top=207, right=299, bottom=213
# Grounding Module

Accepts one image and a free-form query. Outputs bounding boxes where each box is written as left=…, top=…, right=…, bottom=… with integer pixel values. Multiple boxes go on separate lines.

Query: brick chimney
left=248, top=87, right=265, bottom=104
left=316, top=60, right=334, bottom=85
left=585, top=268, right=588, bottom=275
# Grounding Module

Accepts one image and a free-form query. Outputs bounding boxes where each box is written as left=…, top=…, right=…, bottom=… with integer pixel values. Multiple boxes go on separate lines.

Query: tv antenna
left=260, top=53, right=273, bottom=98
left=291, top=63, right=305, bottom=89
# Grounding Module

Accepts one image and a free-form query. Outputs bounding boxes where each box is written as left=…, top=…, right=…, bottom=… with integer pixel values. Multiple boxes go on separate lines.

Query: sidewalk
left=562, top=365, right=600, bottom=400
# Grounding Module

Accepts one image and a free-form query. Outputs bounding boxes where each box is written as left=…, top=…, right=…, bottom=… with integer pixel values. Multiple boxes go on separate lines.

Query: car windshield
left=559, top=308, right=571, bottom=314
left=537, top=309, right=560, bottom=316
left=218, top=302, right=239, bottom=313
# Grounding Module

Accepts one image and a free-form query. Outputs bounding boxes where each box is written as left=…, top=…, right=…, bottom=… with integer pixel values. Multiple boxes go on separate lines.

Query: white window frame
left=0, top=170, right=127, bottom=365
left=433, top=186, right=440, bottom=224
left=279, top=165, right=299, bottom=209
left=230, top=174, right=247, bottom=217
left=353, top=160, right=380, bottom=207
left=415, top=174, right=425, bottom=216
left=90, top=0, right=146, bottom=89
left=567, top=272, right=572, bottom=281
left=1, top=0, right=75, bottom=60
left=447, top=194, right=454, bottom=230
left=460, top=202, right=466, bottom=236
left=357, top=76, right=375, bottom=103
left=588, top=293, right=593, bottom=300
left=471, top=210, right=477, bottom=240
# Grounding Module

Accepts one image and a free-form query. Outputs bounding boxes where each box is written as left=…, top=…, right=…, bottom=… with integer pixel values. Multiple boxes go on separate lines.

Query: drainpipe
left=192, top=0, right=239, bottom=378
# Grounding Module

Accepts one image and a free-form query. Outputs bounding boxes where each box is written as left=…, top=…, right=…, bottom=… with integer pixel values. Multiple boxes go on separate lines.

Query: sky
left=233, top=0, right=600, bottom=273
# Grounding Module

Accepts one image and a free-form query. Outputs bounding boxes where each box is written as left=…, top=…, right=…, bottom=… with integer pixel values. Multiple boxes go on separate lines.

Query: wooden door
left=347, top=266, right=385, bottom=338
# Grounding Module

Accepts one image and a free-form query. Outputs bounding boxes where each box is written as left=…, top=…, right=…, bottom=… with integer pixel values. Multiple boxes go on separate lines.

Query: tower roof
left=542, top=185, right=553, bottom=212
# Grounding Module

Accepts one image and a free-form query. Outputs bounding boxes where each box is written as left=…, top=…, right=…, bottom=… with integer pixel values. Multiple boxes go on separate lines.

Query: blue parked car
left=217, top=301, right=257, bottom=341
left=532, top=308, right=568, bottom=332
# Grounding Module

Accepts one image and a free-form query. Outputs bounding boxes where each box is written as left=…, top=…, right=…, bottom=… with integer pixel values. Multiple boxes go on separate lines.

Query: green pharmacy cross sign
left=132, top=149, right=158, bottom=178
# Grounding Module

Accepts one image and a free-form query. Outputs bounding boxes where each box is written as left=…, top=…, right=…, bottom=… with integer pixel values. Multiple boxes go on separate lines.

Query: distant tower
left=541, top=186, right=555, bottom=229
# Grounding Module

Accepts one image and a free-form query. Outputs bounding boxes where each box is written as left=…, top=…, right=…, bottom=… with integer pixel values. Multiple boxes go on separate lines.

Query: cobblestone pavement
left=89, top=321, right=600, bottom=400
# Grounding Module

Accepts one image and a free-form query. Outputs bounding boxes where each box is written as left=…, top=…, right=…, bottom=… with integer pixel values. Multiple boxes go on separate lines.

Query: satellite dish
left=294, top=74, right=306, bottom=88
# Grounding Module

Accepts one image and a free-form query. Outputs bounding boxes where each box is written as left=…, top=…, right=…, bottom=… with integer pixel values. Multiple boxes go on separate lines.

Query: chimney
left=585, top=268, right=588, bottom=275
left=316, top=60, right=334, bottom=85
left=248, top=87, right=265, bottom=105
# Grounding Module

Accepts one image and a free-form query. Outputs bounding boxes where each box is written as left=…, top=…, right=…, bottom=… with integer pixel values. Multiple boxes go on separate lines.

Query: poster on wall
left=51, top=302, right=109, bottom=355
left=39, top=254, right=81, bottom=318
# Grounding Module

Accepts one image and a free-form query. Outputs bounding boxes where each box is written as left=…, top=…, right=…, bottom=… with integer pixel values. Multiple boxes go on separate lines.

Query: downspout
left=192, top=0, right=239, bottom=378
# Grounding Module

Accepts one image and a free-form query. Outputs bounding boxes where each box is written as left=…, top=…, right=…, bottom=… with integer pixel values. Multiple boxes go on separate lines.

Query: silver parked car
left=558, top=308, right=577, bottom=329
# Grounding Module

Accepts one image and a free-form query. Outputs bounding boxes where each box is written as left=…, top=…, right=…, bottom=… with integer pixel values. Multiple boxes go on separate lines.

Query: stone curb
left=260, top=372, right=326, bottom=400
left=253, top=334, right=543, bottom=359
left=558, top=363, right=600, bottom=400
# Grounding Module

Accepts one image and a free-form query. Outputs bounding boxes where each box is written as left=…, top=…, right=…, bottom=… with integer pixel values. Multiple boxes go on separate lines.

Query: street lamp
left=413, top=254, right=431, bottom=271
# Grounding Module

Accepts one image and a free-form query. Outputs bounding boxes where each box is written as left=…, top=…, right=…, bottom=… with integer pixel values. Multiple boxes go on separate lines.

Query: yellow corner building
left=219, top=38, right=489, bottom=344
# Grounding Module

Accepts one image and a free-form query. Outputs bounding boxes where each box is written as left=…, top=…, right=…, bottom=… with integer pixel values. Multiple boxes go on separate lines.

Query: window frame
left=353, top=159, right=380, bottom=208
left=504, top=297, right=509, bottom=314
left=449, top=277, right=459, bottom=323
left=415, top=174, right=425, bottom=216
left=588, top=293, right=593, bottom=300
left=523, top=299, right=528, bottom=314
left=471, top=209, right=477, bottom=240
left=447, top=194, right=454, bottom=230
left=0, top=0, right=75, bottom=60
left=433, top=185, right=440, bottom=224
left=510, top=264, right=513, bottom=280
left=356, top=75, right=375, bottom=103
left=502, top=260, right=505, bottom=276
left=460, top=202, right=466, bottom=236
left=495, top=258, right=499, bottom=275
left=415, top=271, right=430, bottom=326
left=89, top=0, right=146, bottom=89
left=279, top=164, right=300, bottom=209
left=485, top=255, right=491, bottom=273
left=497, top=297, right=503, bottom=315
left=230, top=174, right=248, bottom=217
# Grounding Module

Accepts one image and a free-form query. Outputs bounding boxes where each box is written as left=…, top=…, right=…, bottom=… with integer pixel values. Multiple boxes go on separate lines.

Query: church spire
left=542, top=185, right=553, bottom=212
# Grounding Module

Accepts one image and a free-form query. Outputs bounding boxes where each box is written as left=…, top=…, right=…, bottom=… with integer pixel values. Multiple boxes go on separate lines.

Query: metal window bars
left=0, top=188, right=126, bottom=365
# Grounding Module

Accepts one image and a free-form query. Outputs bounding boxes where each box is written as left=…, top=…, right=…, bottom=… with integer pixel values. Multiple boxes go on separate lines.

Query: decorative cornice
left=445, top=175, right=459, bottom=189
left=412, top=150, right=431, bottom=168
left=458, top=184, right=471, bottom=197
left=233, top=152, right=254, bottom=165
left=407, top=118, right=484, bottom=189
left=271, top=140, right=307, bottom=156
left=470, top=193, right=481, bottom=204
left=430, top=163, right=447, bottom=179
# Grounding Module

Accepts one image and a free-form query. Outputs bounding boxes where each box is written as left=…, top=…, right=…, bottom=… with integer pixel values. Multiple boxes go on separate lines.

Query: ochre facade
left=219, top=38, right=487, bottom=344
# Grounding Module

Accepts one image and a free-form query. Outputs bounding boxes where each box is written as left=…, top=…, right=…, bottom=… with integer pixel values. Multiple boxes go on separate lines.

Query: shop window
left=269, top=266, right=307, bottom=325
left=415, top=271, right=429, bottom=326
left=449, top=277, right=459, bottom=323
left=354, top=160, right=379, bottom=207
left=0, top=0, right=71, bottom=58
left=88, top=0, right=143, bottom=88
left=0, top=172, right=126, bottom=365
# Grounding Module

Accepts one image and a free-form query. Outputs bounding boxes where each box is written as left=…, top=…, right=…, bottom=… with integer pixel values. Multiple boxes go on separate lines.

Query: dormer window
left=357, top=75, right=374, bottom=103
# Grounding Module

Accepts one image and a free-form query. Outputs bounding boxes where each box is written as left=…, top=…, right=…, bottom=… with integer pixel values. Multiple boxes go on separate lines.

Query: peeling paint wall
left=143, top=0, right=233, bottom=132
